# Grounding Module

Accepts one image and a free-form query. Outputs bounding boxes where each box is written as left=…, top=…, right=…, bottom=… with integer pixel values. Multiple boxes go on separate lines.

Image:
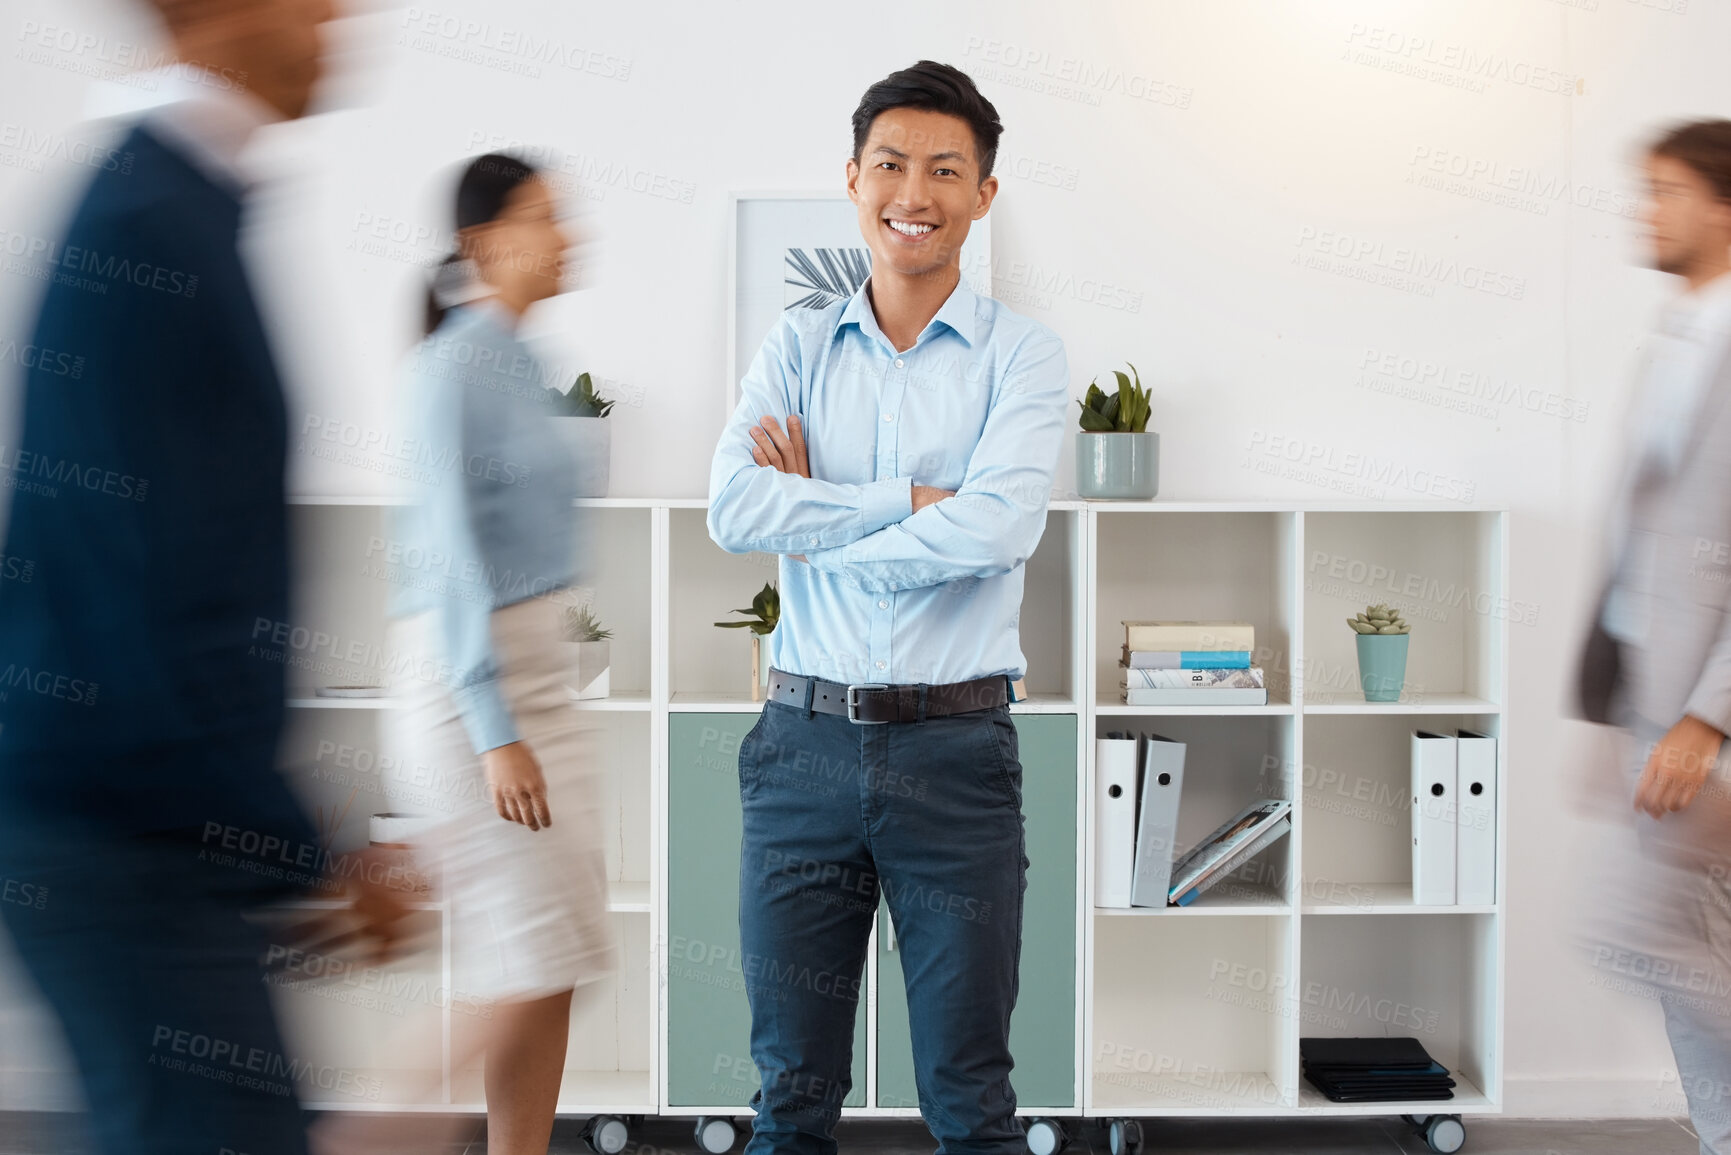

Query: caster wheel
left=1423, top=1115, right=1465, bottom=1154
left=694, top=1116, right=738, bottom=1155
left=582, top=1115, right=629, bottom=1155
left=1107, top=1118, right=1142, bottom=1155
left=1024, top=1117, right=1068, bottom=1155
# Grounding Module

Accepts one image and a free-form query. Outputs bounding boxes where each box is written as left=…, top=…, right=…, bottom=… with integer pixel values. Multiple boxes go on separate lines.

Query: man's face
left=165, top=0, right=334, bottom=119
left=847, top=107, right=997, bottom=283
left=1644, top=153, right=1731, bottom=277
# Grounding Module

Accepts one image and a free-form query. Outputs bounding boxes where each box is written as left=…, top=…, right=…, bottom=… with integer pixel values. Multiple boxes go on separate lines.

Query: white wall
left=0, top=0, right=1719, bottom=1118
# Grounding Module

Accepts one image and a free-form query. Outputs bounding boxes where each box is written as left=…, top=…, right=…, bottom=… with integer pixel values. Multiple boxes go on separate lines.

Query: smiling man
left=708, top=60, right=1069, bottom=1155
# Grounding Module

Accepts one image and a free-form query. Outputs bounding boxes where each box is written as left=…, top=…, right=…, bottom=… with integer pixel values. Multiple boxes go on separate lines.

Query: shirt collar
left=461, top=293, right=523, bottom=339
left=835, top=276, right=978, bottom=350
left=1664, top=270, right=1731, bottom=341
left=133, top=67, right=281, bottom=194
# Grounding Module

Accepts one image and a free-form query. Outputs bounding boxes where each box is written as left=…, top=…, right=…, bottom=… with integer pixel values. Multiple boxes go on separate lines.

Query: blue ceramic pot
left=1355, top=633, right=1410, bottom=702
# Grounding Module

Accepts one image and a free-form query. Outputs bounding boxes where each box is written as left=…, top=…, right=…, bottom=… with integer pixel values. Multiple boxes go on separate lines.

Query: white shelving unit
left=0, top=496, right=1506, bottom=1150
left=1080, top=504, right=1508, bottom=1145
left=272, top=497, right=660, bottom=1117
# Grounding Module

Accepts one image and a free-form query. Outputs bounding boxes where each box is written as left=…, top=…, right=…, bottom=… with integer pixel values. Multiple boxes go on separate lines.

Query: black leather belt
left=765, top=667, right=1011, bottom=724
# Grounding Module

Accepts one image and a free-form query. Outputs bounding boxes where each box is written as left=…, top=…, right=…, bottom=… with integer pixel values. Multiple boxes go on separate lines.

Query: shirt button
left=882, top=413, right=894, bottom=422
left=894, top=358, right=905, bottom=368
left=878, top=599, right=888, bottom=609
left=875, top=660, right=886, bottom=670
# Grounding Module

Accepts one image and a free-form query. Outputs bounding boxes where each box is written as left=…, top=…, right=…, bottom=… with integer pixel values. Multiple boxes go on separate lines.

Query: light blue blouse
left=389, top=300, right=579, bottom=754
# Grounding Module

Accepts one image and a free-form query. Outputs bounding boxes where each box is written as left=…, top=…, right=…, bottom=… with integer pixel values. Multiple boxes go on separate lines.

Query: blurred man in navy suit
left=0, top=3, right=403, bottom=1154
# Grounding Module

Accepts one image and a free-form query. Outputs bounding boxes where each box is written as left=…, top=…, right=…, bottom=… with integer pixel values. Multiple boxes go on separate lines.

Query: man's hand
left=1635, top=713, right=1726, bottom=818
left=346, top=849, right=414, bottom=963
left=749, top=415, right=809, bottom=477
left=912, top=485, right=955, bottom=512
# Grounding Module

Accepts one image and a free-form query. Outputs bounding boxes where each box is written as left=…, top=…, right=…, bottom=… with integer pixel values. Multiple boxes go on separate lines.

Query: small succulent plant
left=714, top=582, right=779, bottom=635
left=1076, top=362, right=1151, bottom=433
left=550, top=371, right=615, bottom=418
left=1347, top=604, right=1410, bottom=635
left=563, top=602, right=612, bottom=642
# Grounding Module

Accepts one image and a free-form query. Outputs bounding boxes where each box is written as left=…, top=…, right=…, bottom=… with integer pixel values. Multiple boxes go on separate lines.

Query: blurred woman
left=385, top=152, right=613, bottom=1155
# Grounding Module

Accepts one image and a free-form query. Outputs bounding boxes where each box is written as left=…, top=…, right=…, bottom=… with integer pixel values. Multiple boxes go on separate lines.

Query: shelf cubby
left=1090, top=915, right=1296, bottom=1113
left=1299, top=511, right=1506, bottom=709
left=1090, top=713, right=1296, bottom=916
left=1299, top=713, right=1503, bottom=914
left=1295, top=912, right=1500, bottom=1113
left=1093, top=510, right=1300, bottom=711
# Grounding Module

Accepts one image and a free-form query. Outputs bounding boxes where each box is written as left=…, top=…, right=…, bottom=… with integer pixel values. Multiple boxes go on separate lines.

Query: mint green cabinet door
left=876, top=713, right=1077, bottom=1110
left=667, top=713, right=865, bottom=1108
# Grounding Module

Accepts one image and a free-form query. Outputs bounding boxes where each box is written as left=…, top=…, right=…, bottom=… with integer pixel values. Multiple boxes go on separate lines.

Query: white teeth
left=888, top=220, right=934, bottom=236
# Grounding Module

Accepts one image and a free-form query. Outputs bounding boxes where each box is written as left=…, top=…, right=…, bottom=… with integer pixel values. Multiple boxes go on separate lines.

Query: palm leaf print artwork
left=784, top=247, right=872, bottom=310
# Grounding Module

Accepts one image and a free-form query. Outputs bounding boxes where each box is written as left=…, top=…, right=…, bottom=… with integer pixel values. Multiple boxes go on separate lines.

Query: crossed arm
left=741, top=414, right=952, bottom=562
left=706, top=319, right=1069, bottom=593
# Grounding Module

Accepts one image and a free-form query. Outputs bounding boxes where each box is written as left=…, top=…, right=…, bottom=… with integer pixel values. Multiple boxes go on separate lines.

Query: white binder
left=1130, top=732, right=1187, bottom=908
left=1455, top=729, right=1497, bottom=906
left=1094, top=733, right=1139, bottom=908
left=1411, top=730, right=1457, bottom=906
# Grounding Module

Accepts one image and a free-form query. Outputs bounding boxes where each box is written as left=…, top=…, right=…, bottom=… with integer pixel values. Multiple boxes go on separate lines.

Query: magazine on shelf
left=1167, top=798, right=1292, bottom=906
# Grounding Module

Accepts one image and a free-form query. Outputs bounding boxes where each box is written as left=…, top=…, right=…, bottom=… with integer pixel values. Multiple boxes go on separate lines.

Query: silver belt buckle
left=846, top=682, right=890, bottom=724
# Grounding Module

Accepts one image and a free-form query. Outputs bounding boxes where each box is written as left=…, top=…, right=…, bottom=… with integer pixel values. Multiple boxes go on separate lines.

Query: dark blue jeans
left=737, top=686, right=1029, bottom=1155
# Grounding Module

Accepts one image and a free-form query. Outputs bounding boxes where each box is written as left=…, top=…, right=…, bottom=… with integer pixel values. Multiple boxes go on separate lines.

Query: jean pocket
left=737, top=708, right=773, bottom=792
left=973, top=706, right=1022, bottom=806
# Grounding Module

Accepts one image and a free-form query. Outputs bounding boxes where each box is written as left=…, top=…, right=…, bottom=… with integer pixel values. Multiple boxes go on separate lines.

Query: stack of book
left=1119, top=620, right=1268, bottom=706
left=1300, top=1037, right=1456, bottom=1103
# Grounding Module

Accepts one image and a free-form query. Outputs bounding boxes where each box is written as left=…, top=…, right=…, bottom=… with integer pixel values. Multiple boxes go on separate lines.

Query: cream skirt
left=385, top=594, right=616, bottom=1002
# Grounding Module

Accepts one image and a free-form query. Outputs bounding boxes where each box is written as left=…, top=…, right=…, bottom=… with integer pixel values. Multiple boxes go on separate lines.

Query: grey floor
left=0, top=1111, right=1708, bottom=1154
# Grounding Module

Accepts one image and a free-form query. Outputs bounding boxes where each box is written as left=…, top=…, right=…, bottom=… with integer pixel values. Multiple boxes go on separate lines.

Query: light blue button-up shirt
left=707, top=279, right=1069, bottom=687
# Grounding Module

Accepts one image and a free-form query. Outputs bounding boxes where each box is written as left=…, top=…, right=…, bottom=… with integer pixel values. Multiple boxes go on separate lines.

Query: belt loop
left=917, top=683, right=928, bottom=724
left=801, top=675, right=816, bottom=719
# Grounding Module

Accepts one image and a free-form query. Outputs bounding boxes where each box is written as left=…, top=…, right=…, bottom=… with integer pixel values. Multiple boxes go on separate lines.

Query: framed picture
left=724, top=191, right=992, bottom=421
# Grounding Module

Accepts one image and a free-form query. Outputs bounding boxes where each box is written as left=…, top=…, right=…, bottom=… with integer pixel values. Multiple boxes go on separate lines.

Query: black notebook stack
left=1300, top=1037, right=1456, bottom=1103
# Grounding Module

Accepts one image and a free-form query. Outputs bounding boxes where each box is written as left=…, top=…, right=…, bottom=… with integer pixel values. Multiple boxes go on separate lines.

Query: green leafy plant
left=1076, top=362, right=1150, bottom=433
left=1347, top=603, right=1410, bottom=635
left=550, top=371, right=616, bottom=418
left=563, top=603, right=613, bottom=642
left=714, top=582, right=779, bottom=635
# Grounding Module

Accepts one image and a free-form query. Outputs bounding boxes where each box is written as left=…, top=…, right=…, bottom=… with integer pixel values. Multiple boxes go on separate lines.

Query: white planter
left=566, top=639, right=611, bottom=700
left=551, top=415, right=611, bottom=498
left=368, top=812, right=436, bottom=895
left=751, top=633, right=771, bottom=700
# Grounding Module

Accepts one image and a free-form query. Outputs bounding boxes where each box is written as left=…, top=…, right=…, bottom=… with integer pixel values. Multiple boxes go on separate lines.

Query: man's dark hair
left=1651, top=119, right=1731, bottom=203
left=851, top=60, right=1003, bottom=181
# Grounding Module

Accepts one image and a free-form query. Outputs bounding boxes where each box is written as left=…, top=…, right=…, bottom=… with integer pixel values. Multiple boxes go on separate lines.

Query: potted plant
left=1075, top=362, right=1158, bottom=499
left=563, top=601, right=613, bottom=700
left=714, top=582, right=779, bottom=701
left=548, top=371, right=614, bottom=498
left=1348, top=603, right=1410, bottom=702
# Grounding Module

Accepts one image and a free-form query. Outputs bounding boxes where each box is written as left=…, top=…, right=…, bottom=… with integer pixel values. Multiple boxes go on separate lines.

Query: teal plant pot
left=1076, top=431, right=1159, bottom=499
left=1355, top=633, right=1410, bottom=702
